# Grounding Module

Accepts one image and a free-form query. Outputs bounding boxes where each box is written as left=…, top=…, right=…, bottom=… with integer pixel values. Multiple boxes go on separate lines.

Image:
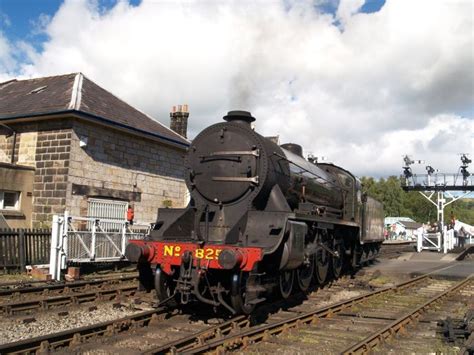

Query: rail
left=0, top=274, right=137, bottom=298
left=0, top=307, right=171, bottom=354
left=0, top=284, right=138, bottom=315
left=341, top=276, right=473, bottom=354
left=142, top=274, right=432, bottom=354
left=0, top=276, right=138, bottom=315
left=0, top=267, right=463, bottom=354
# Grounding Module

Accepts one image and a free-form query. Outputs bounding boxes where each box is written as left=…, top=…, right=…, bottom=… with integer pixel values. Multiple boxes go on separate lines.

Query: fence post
left=417, top=232, right=422, bottom=252
left=50, top=215, right=60, bottom=280
left=91, top=219, right=97, bottom=260
left=19, top=229, right=26, bottom=272
left=121, top=222, right=127, bottom=257
left=60, top=211, right=69, bottom=271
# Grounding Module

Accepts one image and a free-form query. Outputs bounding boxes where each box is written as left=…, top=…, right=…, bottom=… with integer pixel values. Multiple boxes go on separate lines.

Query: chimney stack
left=170, top=104, right=189, bottom=138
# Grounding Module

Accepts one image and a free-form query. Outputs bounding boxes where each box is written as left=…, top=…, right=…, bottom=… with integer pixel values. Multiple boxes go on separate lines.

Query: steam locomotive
left=126, top=111, right=384, bottom=314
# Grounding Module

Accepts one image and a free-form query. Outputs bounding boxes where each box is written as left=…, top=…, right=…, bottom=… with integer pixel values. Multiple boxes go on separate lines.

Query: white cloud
left=0, top=32, right=16, bottom=80
left=336, top=0, right=365, bottom=25
left=2, top=0, right=473, bottom=177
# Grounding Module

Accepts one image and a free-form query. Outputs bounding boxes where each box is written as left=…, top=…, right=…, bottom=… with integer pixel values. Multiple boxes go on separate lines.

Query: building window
left=0, top=191, right=20, bottom=210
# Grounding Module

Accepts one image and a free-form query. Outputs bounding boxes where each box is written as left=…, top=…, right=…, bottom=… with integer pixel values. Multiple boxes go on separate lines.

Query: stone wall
left=67, top=120, right=187, bottom=223
left=33, top=127, right=72, bottom=227
left=17, top=132, right=38, bottom=167
left=0, top=132, right=20, bottom=164
left=0, top=134, right=10, bottom=163
left=0, top=119, right=73, bottom=228
left=1, top=117, right=187, bottom=227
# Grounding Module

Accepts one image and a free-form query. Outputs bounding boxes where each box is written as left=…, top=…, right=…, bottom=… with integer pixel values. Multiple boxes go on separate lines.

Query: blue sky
left=0, top=0, right=141, bottom=52
left=317, top=0, right=385, bottom=15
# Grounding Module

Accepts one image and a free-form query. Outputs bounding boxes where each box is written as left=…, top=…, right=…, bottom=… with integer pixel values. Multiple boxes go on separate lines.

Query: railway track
left=142, top=275, right=471, bottom=354
left=0, top=274, right=137, bottom=299
left=0, top=275, right=139, bottom=316
left=0, top=307, right=172, bottom=354
left=0, top=284, right=139, bottom=316
left=139, top=273, right=432, bottom=354
left=341, top=277, right=473, bottom=354
left=2, top=265, right=469, bottom=354
left=235, top=278, right=472, bottom=354
left=0, top=274, right=369, bottom=354
left=54, top=273, right=423, bottom=354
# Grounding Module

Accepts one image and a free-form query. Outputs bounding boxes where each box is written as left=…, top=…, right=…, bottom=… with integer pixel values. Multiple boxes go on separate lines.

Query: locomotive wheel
left=297, top=255, right=314, bottom=292
left=155, top=267, right=175, bottom=303
left=332, top=241, right=344, bottom=279
left=230, top=272, right=256, bottom=315
left=279, top=270, right=294, bottom=299
left=314, top=245, right=329, bottom=284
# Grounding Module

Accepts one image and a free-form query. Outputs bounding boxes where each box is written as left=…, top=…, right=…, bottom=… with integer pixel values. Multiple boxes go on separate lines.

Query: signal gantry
left=401, top=154, right=473, bottom=253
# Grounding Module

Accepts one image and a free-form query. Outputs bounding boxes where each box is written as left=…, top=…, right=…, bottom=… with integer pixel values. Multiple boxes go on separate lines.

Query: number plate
left=162, top=245, right=222, bottom=260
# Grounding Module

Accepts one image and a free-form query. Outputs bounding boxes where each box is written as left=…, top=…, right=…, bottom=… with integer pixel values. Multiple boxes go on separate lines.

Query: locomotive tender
left=126, top=111, right=384, bottom=314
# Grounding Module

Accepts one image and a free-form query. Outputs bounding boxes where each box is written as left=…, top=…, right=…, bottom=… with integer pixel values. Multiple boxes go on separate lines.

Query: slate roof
left=400, top=221, right=423, bottom=229
left=0, top=73, right=188, bottom=147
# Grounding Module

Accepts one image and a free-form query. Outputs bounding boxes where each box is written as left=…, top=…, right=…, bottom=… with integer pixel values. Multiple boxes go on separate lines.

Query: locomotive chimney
left=170, top=104, right=189, bottom=138
left=223, top=110, right=256, bottom=125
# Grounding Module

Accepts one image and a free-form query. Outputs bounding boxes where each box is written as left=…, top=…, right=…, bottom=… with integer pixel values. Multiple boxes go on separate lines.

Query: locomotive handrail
left=200, top=150, right=260, bottom=163
left=212, top=176, right=259, bottom=184
left=209, top=149, right=260, bottom=157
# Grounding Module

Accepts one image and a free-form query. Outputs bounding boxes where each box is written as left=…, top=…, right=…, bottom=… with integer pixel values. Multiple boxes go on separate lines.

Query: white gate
left=416, top=227, right=455, bottom=253
left=49, top=212, right=150, bottom=280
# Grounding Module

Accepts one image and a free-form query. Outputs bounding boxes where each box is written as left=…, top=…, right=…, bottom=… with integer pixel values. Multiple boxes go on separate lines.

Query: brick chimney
left=170, top=104, right=189, bottom=138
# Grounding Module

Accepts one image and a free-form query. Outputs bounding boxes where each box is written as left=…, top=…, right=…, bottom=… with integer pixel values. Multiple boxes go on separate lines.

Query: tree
left=360, top=176, right=473, bottom=224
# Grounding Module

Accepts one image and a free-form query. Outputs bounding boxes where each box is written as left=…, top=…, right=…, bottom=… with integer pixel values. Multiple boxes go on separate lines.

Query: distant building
left=384, top=216, right=416, bottom=225
left=385, top=217, right=422, bottom=239
left=0, top=73, right=190, bottom=228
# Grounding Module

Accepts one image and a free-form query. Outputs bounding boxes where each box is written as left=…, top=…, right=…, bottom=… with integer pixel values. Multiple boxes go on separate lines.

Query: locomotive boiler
left=126, top=111, right=384, bottom=314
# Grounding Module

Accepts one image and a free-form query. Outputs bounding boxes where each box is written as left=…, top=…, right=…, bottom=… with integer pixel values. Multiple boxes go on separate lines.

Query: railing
left=49, top=212, right=150, bottom=280
left=87, top=198, right=129, bottom=232
left=416, top=228, right=455, bottom=253
left=402, top=173, right=474, bottom=191
left=0, top=228, right=51, bottom=273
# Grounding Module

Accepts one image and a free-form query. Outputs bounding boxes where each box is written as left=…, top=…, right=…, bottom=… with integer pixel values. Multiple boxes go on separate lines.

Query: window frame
left=0, top=190, right=21, bottom=211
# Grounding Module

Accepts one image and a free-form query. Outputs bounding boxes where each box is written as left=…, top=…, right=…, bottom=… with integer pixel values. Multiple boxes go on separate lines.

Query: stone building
left=0, top=73, right=190, bottom=228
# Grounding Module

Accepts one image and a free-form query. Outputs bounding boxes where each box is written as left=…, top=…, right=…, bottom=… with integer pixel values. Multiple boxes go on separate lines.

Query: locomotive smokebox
left=223, top=110, right=256, bottom=125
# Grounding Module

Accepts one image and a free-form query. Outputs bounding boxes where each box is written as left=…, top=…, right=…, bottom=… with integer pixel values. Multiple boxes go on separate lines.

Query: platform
left=382, top=240, right=416, bottom=245
left=367, top=249, right=473, bottom=281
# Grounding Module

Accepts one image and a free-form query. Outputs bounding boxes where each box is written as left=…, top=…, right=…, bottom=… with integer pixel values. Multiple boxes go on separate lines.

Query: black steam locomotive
left=126, top=111, right=384, bottom=314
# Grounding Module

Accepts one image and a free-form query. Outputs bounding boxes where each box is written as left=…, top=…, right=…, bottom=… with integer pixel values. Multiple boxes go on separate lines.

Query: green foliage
left=360, top=176, right=474, bottom=225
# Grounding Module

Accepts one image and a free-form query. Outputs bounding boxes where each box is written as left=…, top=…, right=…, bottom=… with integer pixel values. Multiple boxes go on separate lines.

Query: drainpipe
left=0, top=123, right=16, bottom=164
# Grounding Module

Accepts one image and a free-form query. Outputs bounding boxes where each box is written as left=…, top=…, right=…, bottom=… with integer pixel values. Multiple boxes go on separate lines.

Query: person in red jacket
left=127, top=205, right=134, bottom=225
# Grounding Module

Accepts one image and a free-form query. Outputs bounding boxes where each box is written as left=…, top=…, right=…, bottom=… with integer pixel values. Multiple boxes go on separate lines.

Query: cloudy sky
left=0, top=0, right=472, bottom=178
